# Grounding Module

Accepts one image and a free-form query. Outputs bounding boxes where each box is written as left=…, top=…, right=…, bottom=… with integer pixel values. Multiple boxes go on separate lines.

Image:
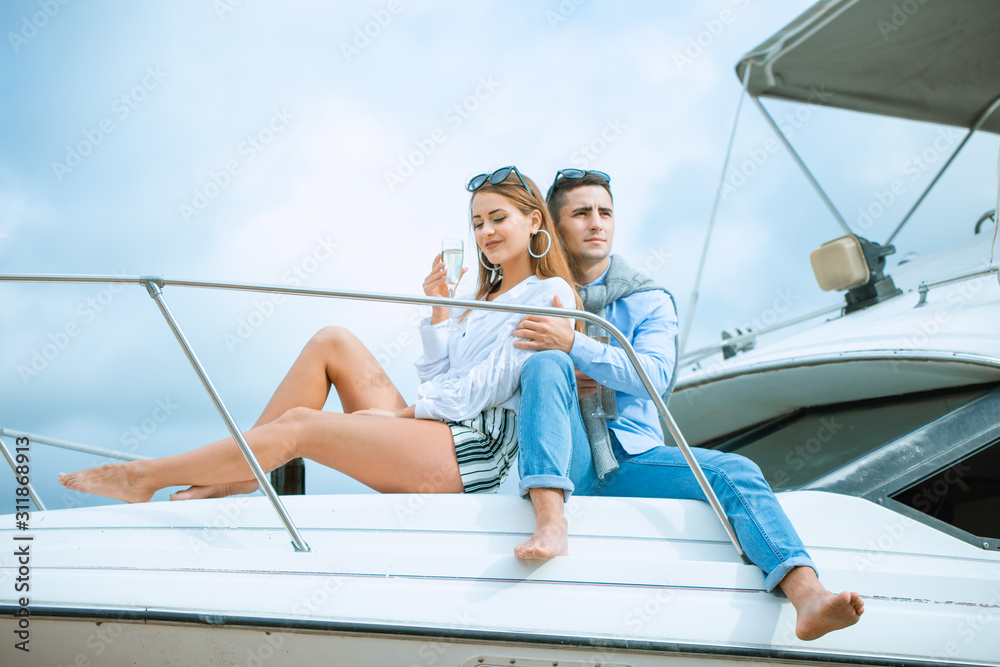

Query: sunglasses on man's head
left=467, top=166, right=531, bottom=193
left=546, top=169, right=611, bottom=201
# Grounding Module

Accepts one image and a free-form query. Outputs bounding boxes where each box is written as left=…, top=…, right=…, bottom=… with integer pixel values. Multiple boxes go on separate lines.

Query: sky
left=1, top=0, right=998, bottom=514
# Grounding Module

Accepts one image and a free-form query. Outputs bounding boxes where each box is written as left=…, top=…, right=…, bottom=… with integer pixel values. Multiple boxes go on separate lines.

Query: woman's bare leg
left=59, top=406, right=464, bottom=501
left=171, top=326, right=404, bottom=499
left=60, top=326, right=466, bottom=500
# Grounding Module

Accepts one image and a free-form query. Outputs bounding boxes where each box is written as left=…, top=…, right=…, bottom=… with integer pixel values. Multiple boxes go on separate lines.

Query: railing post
left=141, top=277, right=311, bottom=553
left=0, top=273, right=749, bottom=561
left=0, top=434, right=46, bottom=511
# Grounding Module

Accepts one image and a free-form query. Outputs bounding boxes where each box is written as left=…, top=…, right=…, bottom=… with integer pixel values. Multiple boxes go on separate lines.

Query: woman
left=59, top=167, right=579, bottom=505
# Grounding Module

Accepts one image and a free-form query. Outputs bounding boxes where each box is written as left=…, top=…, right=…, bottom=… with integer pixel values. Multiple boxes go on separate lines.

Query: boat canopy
left=735, top=0, right=1000, bottom=134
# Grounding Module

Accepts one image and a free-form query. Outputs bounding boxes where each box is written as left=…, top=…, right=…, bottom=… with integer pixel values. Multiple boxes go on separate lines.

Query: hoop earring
left=479, top=250, right=502, bottom=282
left=528, top=229, right=552, bottom=259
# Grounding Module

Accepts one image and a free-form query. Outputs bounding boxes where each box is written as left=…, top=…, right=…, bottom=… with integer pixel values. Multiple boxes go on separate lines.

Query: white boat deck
left=4, top=492, right=998, bottom=665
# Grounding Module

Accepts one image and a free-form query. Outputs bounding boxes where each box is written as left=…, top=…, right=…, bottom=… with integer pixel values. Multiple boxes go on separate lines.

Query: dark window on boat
left=684, top=387, right=986, bottom=491
left=890, top=442, right=1000, bottom=540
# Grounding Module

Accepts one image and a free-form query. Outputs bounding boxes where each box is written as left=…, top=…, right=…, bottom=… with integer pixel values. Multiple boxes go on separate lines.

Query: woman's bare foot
left=778, top=566, right=864, bottom=640
left=170, top=480, right=260, bottom=501
left=514, top=519, right=568, bottom=560
left=58, top=462, right=154, bottom=503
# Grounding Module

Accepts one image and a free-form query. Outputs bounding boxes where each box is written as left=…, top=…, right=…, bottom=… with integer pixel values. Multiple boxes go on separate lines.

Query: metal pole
left=751, top=96, right=852, bottom=235
left=886, top=94, right=1000, bottom=245
left=141, top=278, right=310, bottom=553
left=0, top=428, right=149, bottom=462
left=0, top=273, right=746, bottom=560
left=1, top=434, right=47, bottom=511
left=679, top=64, right=754, bottom=356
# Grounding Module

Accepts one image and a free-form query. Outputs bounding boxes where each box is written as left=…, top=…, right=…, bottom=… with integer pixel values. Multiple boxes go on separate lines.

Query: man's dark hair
left=546, top=171, right=614, bottom=223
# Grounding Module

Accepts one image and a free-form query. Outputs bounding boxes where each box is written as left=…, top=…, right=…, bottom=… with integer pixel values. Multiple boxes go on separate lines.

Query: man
left=510, top=169, right=863, bottom=641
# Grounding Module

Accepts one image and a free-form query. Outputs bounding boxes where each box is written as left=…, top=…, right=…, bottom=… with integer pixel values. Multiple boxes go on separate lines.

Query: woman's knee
left=272, top=406, right=317, bottom=458
left=309, top=325, right=358, bottom=351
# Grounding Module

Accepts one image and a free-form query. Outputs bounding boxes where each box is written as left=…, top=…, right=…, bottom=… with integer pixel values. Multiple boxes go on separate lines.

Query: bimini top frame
left=0, top=273, right=748, bottom=562
left=680, top=0, right=1000, bottom=354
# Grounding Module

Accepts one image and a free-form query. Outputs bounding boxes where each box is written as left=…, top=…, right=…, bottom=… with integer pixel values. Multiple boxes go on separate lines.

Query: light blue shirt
left=568, top=265, right=678, bottom=455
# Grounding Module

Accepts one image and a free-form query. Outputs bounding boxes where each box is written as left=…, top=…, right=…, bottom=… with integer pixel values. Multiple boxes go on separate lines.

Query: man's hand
left=513, top=295, right=575, bottom=353
left=575, top=369, right=598, bottom=397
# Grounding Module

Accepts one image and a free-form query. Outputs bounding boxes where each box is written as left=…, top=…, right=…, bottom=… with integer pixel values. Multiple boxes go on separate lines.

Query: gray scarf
left=578, top=255, right=677, bottom=478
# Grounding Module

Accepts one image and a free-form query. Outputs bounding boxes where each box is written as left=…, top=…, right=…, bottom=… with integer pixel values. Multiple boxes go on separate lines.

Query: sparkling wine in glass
left=441, top=238, right=464, bottom=328
left=587, top=322, right=610, bottom=418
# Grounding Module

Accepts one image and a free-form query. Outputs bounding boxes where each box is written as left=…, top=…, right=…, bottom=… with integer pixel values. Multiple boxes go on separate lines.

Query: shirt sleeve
left=569, top=290, right=677, bottom=397
left=414, top=278, right=577, bottom=421
left=413, top=316, right=452, bottom=383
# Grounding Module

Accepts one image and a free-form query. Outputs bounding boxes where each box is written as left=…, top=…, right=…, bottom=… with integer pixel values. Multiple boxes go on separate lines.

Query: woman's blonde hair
left=468, top=170, right=584, bottom=318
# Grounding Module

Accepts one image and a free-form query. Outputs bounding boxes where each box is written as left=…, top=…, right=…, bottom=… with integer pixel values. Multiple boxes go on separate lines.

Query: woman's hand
left=424, top=253, right=468, bottom=325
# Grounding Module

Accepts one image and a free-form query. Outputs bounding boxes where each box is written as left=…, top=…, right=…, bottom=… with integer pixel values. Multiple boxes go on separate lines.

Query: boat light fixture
left=810, top=234, right=902, bottom=313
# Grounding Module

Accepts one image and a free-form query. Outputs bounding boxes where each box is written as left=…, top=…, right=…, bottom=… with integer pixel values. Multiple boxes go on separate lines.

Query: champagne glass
left=587, top=322, right=611, bottom=418
left=441, top=238, right=464, bottom=328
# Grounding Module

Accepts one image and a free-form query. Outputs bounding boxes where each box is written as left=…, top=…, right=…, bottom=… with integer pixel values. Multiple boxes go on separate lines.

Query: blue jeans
left=517, top=350, right=816, bottom=592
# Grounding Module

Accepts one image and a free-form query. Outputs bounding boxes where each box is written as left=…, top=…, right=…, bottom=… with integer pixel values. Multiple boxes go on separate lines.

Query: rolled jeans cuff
left=518, top=474, right=575, bottom=501
left=764, top=556, right=818, bottom=594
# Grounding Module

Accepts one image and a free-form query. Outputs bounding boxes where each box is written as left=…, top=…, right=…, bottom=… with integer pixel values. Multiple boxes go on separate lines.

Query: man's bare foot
left=517, top=487, right=570, bottom=560
left=778, top=566, right=863, bottom=640
left=794, top=590, right=864, bottom=640
left=170, top=480, right=259, bottom=501
left=514, top=518, right=568, bottom=560
left=58, top=463, right=154, bottom=503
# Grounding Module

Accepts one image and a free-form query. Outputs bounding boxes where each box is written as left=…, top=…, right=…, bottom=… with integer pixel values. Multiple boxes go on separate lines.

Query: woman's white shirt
left=413, top=275, right=576, bottom=422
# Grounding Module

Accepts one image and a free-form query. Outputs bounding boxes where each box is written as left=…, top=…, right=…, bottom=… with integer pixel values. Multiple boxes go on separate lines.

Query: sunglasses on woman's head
left=467, top=166, right=531, bottom=193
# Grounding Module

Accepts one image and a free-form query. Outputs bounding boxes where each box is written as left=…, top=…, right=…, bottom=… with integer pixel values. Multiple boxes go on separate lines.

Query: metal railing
left=0, top=273, right=748, bottom=562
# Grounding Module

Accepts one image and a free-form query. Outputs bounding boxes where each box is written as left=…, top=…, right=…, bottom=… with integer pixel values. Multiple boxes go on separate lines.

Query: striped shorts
left=447, top=407, right=518, bottom=494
